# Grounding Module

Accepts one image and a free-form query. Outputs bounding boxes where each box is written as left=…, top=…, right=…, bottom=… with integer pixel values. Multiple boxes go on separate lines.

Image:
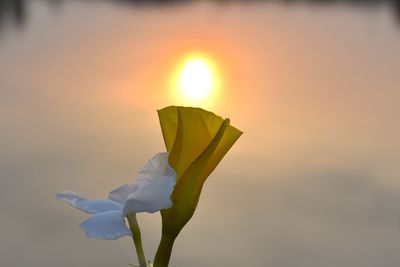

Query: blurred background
left=1, top=0, right=400, bottom=267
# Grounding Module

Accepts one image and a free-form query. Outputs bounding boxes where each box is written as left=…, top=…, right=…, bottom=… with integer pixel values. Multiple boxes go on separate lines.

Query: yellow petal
left=158, top=106, right=227, bottom=178
left=203, top=121, right=243, bottom=181
left=157, top=106, right=242, bottom=235
left=157, top=106, right=178, bottom=152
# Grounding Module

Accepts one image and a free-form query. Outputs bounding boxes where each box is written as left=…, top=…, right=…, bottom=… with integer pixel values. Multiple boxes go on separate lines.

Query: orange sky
left=1, top=1, right=400, bottom=267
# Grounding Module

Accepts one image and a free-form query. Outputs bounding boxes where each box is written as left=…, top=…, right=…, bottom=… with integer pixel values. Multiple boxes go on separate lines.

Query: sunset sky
left=1, top=1, right=400, bottom=267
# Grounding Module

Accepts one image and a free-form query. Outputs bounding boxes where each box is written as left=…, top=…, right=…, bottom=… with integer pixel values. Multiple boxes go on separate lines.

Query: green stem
left=153, top=233, right=177, bottom=267
left=127, top=214, right=147, bottom=267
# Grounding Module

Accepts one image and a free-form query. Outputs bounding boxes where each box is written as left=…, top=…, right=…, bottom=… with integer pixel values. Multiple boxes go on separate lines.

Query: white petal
left=109, top=183, right=140, bottom=205
left=137, top=152, right=176, bottom=182
left=109, top=152, right=176, bottom=207
left=79, top=210, right=132, bottom=240
left=56, top=191, right=123, bottom=214
left=123, top=174, right=176, bottom=214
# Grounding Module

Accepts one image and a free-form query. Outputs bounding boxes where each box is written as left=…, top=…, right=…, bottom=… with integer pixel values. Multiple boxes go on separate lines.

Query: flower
left=57, top=152, right=176, bottom=240
left=153, top=106, right=242, bottom=267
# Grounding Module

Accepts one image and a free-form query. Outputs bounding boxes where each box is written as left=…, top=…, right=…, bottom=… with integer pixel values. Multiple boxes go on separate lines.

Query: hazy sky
left=1, top=1, right=400, bottom=267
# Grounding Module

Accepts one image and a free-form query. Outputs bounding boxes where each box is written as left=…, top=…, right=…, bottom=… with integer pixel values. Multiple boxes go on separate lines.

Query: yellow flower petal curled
left=158, top=106, right=242, bottom=180
left=157, top=106, right=242, bottom=236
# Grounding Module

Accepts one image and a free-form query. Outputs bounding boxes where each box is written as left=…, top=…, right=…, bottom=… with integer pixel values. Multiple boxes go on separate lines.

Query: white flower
left=57, top=152, right=176, bottom=240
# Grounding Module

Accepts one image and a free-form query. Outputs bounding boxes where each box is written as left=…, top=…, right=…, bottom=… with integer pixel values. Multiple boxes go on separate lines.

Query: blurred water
left=0, top=0, right=399, bottom=33
left=1, top=1, right=400, bottom=267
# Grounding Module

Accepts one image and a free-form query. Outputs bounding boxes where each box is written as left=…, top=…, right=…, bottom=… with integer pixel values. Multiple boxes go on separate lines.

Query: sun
left=176, top=53, right=218, bottom=103
left=180, top=59, right=213, bottom=101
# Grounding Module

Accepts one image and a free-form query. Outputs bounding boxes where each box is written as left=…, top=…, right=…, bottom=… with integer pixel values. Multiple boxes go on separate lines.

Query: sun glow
left=174, top=53, right=219, bottom=105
